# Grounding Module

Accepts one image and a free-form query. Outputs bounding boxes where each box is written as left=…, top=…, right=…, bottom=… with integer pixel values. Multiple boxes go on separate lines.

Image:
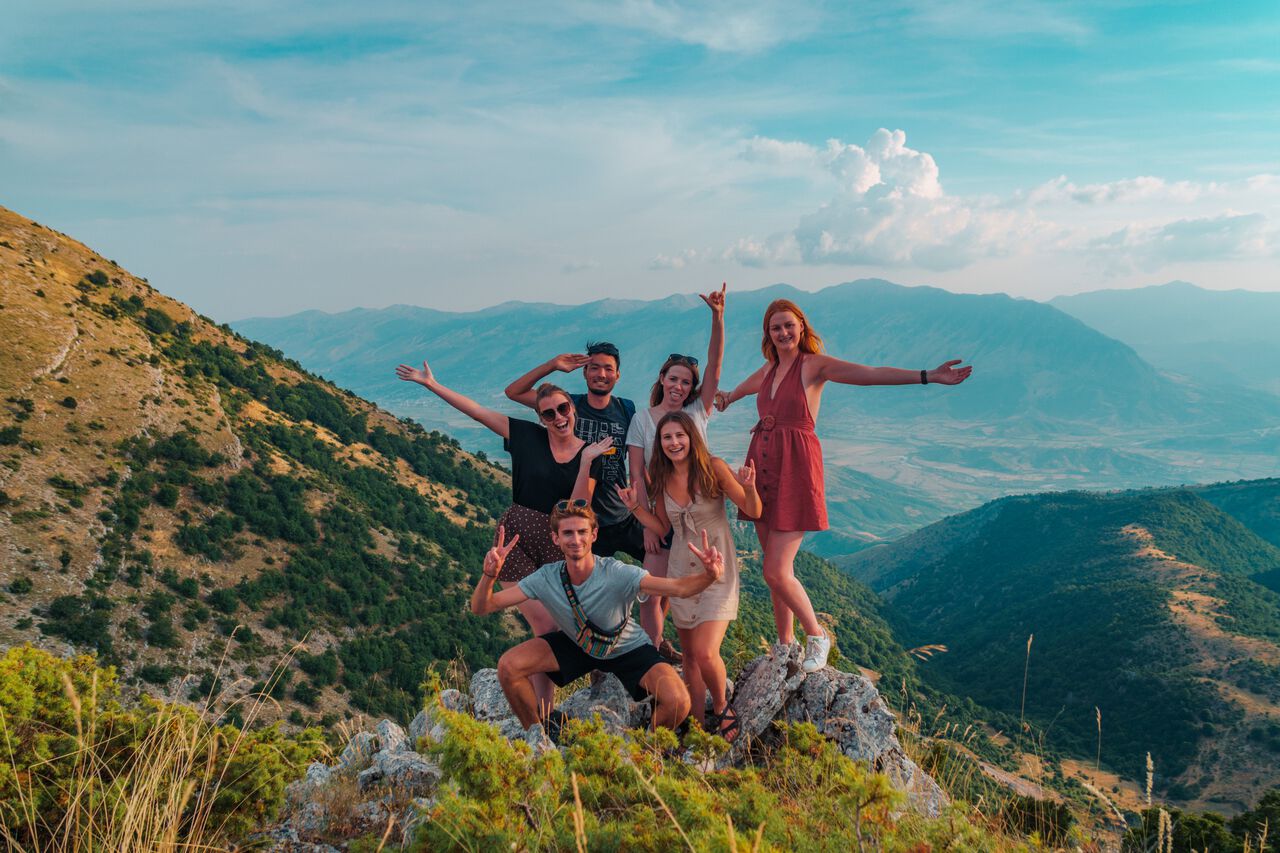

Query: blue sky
left=2, top=1, right=1278, bottom=319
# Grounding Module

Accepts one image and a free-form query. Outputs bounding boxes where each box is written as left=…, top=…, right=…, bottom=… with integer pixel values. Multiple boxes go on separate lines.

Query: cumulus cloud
left=726, top=129, right=1041, bottom=270
left=710, top=129, right=1280, bottom=279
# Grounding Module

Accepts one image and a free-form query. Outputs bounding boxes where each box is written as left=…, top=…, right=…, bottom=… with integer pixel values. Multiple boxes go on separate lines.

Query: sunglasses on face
left=668, top=353, right=699, bottom=367
left=554, top=498, right=589, bottom=511
left=539, top=401, right=573, bottom=422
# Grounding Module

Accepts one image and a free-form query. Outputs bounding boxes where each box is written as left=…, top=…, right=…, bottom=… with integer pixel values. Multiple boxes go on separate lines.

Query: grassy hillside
left=841, top=485, right=1280, bottom=812
left=0, top=205, right=522, bottom=722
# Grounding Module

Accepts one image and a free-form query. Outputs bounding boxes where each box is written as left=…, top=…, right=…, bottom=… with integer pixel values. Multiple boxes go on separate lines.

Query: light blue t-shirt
left=518, top=556, right=651, bottom=659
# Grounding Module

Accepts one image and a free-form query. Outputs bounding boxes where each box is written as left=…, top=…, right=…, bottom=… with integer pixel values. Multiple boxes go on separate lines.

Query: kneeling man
left=471, top=500, right=723, bottom=732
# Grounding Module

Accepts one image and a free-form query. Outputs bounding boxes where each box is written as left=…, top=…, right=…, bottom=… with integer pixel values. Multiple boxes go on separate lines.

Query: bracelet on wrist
left=920, top=369, right=928, bottom=385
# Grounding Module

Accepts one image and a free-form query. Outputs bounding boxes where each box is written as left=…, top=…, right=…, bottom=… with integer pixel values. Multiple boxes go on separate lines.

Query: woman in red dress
left=716, top=298, right=972, bottom=673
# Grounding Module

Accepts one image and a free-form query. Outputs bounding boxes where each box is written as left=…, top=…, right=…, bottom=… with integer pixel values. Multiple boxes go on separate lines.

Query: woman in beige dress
left=618, top=410, right=760, bottom=740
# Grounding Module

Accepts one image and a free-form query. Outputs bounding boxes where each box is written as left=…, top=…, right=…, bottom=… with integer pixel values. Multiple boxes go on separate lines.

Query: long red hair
left=760, top=298, right=824, bottom=363
left=646, top=411, right=723, bottom=502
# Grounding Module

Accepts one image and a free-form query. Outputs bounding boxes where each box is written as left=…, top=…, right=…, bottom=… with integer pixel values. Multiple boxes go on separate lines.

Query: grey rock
left=375, top=719, right=410, bottom=754
left=494, top=716, right=527, bottom=741
left=409, top=689, right=470, bottom=746
left=288, top=801, right=329, bottom=835
left=357, top=750, right=443, bottom=794
left=556, top=672, right=639, bottom=730
left=718, top=643, right=806, bottom=768
left=783, top=666, right=948, bottom=817
left=470, top=669, right=514, bottom=722
left=408, top=709, right=430, bottom=744
left=285, top=762, right=334, bottom=806
left=524, top=722, right=556, bottom=754
left=337, top=731, right=378, bottom=770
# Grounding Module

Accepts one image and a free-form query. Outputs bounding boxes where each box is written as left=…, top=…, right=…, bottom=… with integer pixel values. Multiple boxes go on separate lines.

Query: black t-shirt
left=503, top=417, right=603, bottom=514
left=570, top=393, right=634, bottom=526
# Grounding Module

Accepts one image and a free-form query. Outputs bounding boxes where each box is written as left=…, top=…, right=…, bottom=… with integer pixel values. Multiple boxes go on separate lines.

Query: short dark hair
left=585, top=341, right=620, bottom=367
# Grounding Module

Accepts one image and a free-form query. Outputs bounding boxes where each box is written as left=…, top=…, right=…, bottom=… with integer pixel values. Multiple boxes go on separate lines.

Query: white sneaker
left=802, top=632, right=831, bottom=673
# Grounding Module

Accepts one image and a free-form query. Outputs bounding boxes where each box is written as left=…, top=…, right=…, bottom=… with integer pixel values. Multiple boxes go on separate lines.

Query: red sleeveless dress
left=739, top=353, right=828, bottom=532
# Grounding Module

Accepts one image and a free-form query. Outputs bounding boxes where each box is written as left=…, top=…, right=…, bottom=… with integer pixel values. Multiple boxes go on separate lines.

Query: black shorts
left=540, top=632, right=665, bottom=701
left=593, top=515, right=646, bottom=562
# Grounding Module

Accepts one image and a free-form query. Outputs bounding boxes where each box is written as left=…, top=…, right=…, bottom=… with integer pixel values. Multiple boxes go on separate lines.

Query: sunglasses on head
left=554, top=498, right=589, bottom=511
left=539, top=401, right=573, bottom=422
left=668, top=353, right=699, bottom=367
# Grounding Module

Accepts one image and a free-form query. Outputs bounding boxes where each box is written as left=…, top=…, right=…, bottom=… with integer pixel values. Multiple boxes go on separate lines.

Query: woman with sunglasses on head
left=625, top=284, right=726, bottom=659
left=618, top=410, right=759, bottom=741
left=715, top=299, right=972, bottom=674
left=396, top=359, right=613, bottom=711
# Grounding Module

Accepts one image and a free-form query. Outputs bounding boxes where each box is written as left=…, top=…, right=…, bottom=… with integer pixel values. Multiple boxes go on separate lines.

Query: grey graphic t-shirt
left=570, top=393, right=634, bottom=526
left=518, top=556, right=651, bottom=659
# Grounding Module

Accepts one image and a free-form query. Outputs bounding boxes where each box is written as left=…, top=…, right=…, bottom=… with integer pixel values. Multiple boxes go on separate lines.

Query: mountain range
left=235, top=279, right=1280, bottom=556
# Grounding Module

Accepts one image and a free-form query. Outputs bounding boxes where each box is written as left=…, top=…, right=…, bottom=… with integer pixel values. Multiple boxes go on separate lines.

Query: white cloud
left=712, top=129, right=1280, bottom=279
left=583, top=0, right=826, bottom=53
left=1089, top=212, right=1279, bottom=273
left=725, top=129, right=1043, bottom=270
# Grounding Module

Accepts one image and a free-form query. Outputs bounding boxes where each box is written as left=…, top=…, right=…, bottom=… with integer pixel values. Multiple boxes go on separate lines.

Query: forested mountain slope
left=840, top=484, right=1280, bottom=812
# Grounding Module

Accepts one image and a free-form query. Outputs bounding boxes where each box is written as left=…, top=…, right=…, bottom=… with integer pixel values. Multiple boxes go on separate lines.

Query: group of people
left=395, top=286, right=971, bottom=741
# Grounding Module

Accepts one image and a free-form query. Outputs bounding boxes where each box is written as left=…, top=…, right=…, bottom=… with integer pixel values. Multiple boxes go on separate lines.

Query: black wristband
left=920, top=369, right=928, bottom=385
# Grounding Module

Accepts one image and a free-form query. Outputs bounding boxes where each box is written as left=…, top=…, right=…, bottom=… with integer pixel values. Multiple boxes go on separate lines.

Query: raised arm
left=712, top=457, right=761, bottom=518
left=639, top=530, right=723, bottom=598
left=697, top=283, right=726, bottom=415
left=714, top=362, right=768, bottom=412
left=470, top=526, right=531, bottom=615
left=813, top=355, right=973, bottom=387
left=504, top=353, right=590, bottom=409
left=396, top=358, right=510, bottom=438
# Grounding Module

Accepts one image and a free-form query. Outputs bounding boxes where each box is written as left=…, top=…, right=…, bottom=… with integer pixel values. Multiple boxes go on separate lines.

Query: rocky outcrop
left=270, top=648, right=947, bottom=849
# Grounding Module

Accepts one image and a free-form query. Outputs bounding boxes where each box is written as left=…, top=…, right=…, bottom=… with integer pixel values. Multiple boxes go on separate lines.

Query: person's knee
left=497, top=650, right=525, bottom=686
left=655, top=677, right=691, bottom=719
left=690, top=646, right=721, bottom=671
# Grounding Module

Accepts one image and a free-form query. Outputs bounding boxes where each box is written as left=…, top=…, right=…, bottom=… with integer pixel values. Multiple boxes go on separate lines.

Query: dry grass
left=0, top=641, right=308, bottom=852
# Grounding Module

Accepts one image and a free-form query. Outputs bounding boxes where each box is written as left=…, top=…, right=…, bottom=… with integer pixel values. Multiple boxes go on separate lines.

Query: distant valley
left=236, top=279, right=1280, bottom=556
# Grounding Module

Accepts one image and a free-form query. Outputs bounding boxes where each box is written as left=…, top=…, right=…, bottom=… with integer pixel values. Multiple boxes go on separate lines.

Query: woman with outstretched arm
left=396, top=358, right=611, bottom=712
left=715, top=298, right=972, bottom=674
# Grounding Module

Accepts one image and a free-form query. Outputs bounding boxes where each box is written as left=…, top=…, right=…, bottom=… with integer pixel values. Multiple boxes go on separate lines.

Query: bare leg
left=513, top=595, right=558, bottom=715
left=639, top=547, right=671, bottom=644
left=686, top=621, right=731, bottom=727
left=496, top=639, right=560, bottom=728
left=638, top=663, right=691, bottom=731
left=676, top=626, right=707, bottom=727
left=759, top=527, right=822, bottom=641
left=755, top=522, right=794, bottom=642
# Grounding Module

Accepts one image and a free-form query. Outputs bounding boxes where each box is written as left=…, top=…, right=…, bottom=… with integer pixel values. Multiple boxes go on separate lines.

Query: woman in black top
left=396, top=358, right=609, bottom=711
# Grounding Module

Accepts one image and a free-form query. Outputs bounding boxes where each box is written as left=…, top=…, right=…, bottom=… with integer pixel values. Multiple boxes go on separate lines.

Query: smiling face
left=552, top=515, right=598, bottom=559
left=768, top=310, right=803, bottom=355
left=659, top=420, right=691, bottom=464
left=660, top=364, right=695, bottom=406
left=584, top=353, right=619, bottom=396
left=538, top=390, right=577, bottom=438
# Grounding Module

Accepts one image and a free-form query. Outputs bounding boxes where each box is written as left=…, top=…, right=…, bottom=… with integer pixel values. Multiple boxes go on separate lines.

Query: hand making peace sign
left=687, top=529, right=724, bottom=582
left=483, top=525, right=521, bottom=579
